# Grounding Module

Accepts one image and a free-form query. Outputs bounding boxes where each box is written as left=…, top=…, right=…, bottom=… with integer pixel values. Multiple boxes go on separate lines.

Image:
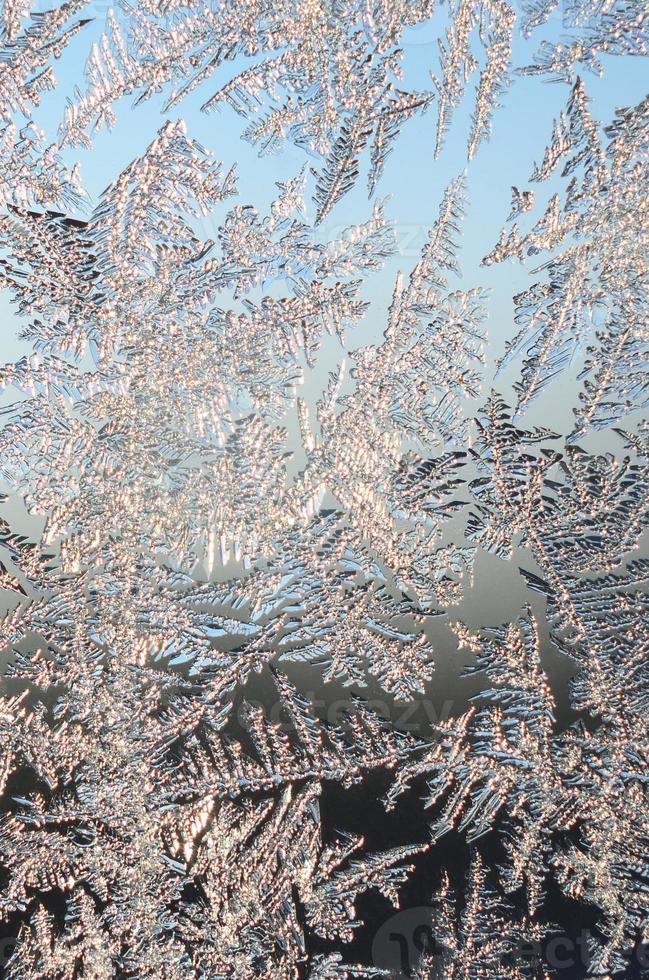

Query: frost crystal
left=0, top=0, right=647, bottom=977
left=484, top=81, right=648, bottom=431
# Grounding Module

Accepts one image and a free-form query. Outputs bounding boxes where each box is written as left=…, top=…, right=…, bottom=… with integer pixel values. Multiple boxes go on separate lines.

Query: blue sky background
left=2, top=5, right=648, bottom=439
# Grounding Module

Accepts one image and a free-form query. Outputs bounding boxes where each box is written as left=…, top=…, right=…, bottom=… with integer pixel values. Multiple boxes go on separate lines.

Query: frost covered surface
left=0, top=0, right=647, bottom=977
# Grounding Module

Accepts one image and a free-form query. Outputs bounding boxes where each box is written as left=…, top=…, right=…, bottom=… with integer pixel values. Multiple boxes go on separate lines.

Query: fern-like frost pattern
left=0, top=0, right=647, bottom=976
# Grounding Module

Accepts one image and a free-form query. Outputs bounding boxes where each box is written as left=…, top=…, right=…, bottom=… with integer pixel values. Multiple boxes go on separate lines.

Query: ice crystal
left=384, top=406, right=649, bottom=970
left=419, top=857, right=554, bottom=978
left=432, top=0, right=515, bottom=159
left=59, top=0, right=522, bottom=212
left=0, top=0, right=648, bottom=976
left=520, top=0, right=648, bottom=81
left=484, top=80, right=648, bottom=432
left=0, top=0, right=87, bottom=209
left=0, top=95, right=480, bottom=974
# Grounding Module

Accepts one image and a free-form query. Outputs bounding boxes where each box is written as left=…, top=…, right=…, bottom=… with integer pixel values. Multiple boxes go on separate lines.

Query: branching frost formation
left=0, top=0, right=647, bottom=976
